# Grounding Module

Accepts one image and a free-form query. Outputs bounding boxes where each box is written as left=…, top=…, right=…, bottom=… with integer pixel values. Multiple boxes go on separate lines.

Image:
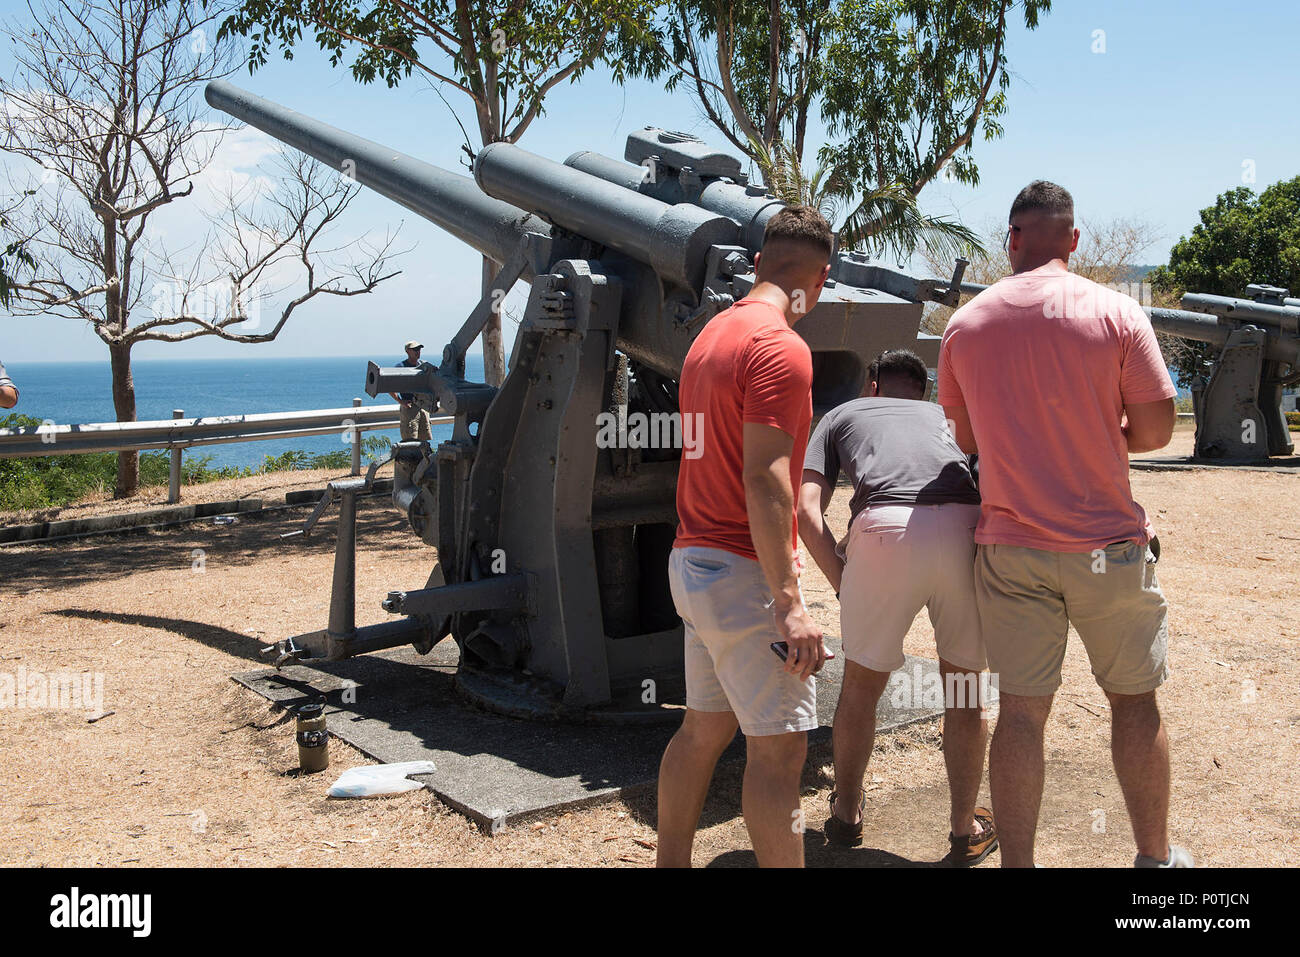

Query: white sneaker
left=1134, top=844, right=1194, bottom=868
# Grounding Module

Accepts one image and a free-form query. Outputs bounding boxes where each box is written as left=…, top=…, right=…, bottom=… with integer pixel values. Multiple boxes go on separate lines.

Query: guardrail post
left=168, top=409, right=184, bottom=504
left=351, top=397, right=362, bottom=476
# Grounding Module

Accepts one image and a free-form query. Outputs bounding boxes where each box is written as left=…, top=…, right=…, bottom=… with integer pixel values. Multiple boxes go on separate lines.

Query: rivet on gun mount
left=207, top=80, right=967, bottom=721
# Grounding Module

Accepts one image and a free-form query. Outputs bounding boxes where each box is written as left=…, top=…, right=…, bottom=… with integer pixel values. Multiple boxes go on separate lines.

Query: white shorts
left=668, top=546, right=818, bottom=737
left=839, top=502, right=985, bottom=674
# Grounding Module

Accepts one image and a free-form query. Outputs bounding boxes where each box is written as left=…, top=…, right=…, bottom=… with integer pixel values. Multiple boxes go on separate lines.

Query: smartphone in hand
left=770, top=641, right=835, bottom=663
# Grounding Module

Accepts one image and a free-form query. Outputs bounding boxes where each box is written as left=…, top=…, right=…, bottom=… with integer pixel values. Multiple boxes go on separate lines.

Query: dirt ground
left=0, top=424, right=1297, bottom=867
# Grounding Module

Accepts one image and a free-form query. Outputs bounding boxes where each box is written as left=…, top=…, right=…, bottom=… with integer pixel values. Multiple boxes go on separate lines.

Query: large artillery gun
left=1148, top=286, right=1298, bottom=461
left=205, top=81, right=967, bottom=719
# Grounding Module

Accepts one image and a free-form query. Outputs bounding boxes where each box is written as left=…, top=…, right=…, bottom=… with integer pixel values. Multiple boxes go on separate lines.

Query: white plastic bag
left=327, top=760, right=436, bottom=798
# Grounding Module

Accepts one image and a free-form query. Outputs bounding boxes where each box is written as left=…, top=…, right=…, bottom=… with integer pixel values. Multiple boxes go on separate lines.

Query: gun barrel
left=1181, top=293, right=1300, bottom=334
left=204, top=81, right=550, bottom=266
left=564, top=149, right=785, bottom=254
left=475, top=142, right=738, bottom=289
left=1149, top=308, right=1299, bottom=365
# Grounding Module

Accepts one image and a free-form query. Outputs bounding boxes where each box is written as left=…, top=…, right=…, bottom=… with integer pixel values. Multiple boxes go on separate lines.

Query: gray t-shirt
left=0, top=359, right=12, bottom=391
left=804, top=397, right=979, bottom=522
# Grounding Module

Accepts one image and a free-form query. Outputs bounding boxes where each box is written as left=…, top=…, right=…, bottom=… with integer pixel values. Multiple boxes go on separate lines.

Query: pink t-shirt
left=937, top=262, right=1177, bottom=552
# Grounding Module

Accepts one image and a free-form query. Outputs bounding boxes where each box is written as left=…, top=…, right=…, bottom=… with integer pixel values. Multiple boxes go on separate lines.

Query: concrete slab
left=232, top=635, right=957, bottom=827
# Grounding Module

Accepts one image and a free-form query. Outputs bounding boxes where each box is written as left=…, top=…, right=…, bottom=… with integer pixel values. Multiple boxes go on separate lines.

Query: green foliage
left=662, top=1, right=1047, bottom=259
left=748, top=135, right=983, bottom=262
left=1287, top=410, right=1300, bottom=429
left=218, top=0, right=666, bottom=144
left=818, top=0, right=1051, bottom=192
left=0, top=414, right=245, bottom=510
left=0, top=415, right=395, bottom=510
left=1, top=196, right=37, bottom=308
left=1149, top=177, right=1300, bottom=385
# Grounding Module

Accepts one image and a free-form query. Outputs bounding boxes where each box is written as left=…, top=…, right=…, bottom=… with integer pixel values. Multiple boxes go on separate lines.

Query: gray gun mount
left=206, top=82, right=964, bottom=719
left=1149, top=284, right=1298, bottom=461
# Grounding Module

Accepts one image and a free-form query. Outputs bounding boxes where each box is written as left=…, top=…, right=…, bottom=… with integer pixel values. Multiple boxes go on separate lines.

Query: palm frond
left=748, top=136, right=985, bottom=265
left=839, top=183, right=985, bottom=263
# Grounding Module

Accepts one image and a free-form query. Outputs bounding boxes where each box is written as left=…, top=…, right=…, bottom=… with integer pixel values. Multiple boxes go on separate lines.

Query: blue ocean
left=2, top=354, right=484, bottom=469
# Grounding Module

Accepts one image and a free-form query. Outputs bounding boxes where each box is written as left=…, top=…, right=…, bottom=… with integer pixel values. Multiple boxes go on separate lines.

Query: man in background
left=939, top=180, right=1189, bottom=868
left=388, top=340, right=431, bottom=441
left=798, top=348, right=995, bottom=865
left=656, top=206, right=832, bottom=868
left=0, top=357, right=18, bottom=408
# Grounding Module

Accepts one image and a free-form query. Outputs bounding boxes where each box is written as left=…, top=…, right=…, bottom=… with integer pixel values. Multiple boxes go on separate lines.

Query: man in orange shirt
left=939, top=181, right=1191, bottom=868
left=656, top=206, right=832, bottom=868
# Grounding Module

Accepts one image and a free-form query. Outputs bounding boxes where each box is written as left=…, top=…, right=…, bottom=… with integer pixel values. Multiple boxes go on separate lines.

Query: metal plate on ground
left=232, top=636, right=950, bottom=827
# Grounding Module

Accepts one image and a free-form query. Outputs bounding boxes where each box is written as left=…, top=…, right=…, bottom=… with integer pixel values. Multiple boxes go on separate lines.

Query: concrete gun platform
left=233, top=637, right=955, bottom=827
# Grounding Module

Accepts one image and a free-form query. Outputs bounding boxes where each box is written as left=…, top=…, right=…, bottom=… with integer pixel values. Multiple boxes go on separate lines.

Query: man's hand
left=773, top=598, right=825, bottom=681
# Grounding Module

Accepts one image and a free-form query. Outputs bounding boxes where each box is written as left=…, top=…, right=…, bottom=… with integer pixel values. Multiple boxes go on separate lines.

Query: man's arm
left=943, top=404, right=978, bottom=454
left=1122, top=398, right=1175, bottom=453
left=743, top=422, right=825, bottom=680
left=0, top=362, right=15, bottom=409
left=796, top=470, right=843, bottom=594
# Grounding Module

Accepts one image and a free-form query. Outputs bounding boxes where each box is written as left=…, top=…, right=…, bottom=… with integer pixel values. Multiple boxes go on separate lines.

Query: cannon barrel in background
left=1180, top=293, right=1300, bottom=335
left=955, top=281, right=1300, bottom=365
left=204, top=80, right=551, bottom=268
left=1148, top=308, right=1300, bottom=365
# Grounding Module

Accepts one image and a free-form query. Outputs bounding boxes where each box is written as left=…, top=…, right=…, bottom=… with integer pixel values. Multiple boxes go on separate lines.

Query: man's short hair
left=760, top=205, right=834, bottom=266
left=868, top=349, right=928, bottom=398
left=1009, top=180, right=1074, bottom=222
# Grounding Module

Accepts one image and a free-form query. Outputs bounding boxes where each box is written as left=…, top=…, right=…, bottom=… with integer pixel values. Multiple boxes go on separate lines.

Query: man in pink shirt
left=939, top=181, right=1192, bottom=868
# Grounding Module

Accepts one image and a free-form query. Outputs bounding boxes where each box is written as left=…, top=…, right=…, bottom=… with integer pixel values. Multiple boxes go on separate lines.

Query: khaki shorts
left=668, top=546, right=817, bottom=737
left=840, top=503, right=985, bottom=674
left=975, top=540, right=1169, bottom=697
left=399, top=402, right=432, bottom=441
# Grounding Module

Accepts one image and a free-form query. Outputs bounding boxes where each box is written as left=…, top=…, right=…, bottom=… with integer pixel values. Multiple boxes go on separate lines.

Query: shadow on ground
left=0, top=500, right=409, bottom=593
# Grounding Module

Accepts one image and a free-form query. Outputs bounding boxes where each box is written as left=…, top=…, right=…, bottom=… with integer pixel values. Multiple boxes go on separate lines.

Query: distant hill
left=1121, top=264, right=1161, bottom=282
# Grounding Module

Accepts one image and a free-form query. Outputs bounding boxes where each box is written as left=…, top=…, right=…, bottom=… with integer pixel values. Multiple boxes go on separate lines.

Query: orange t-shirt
left=937, top=262, right=1177, bottom=552
left=673, top=298, right=813, bottom=562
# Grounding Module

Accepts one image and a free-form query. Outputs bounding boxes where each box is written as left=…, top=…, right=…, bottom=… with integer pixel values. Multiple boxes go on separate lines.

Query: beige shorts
left=399, top=403, right=432, bottom=441
left=668, top=546, right=817, bottom=737
left=975, top=540, right=1169, bottom=697
left=840, top=502, right=985, bottom=674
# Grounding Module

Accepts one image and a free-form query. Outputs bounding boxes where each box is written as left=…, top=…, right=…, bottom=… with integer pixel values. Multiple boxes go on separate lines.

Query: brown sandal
left=944, top=807, right=998, bottom=867
left=823, top=791, right=865, bottom=848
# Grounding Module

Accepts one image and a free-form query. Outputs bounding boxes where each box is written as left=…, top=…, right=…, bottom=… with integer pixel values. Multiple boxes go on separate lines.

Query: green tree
left=1148, top=178, right=1300, bottom=385
left=219, top=0, right=667, bottom=386
left=660, top=1, right=1050, bottom=256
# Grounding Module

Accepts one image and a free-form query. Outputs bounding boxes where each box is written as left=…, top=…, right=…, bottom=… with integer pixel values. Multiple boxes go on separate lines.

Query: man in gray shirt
left=797, top=348, right=996, bottom=865
left=0, top=358, right=17, bottom=409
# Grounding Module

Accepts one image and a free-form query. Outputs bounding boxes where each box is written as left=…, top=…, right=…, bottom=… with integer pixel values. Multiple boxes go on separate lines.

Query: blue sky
left=3, top=0, right=1299, bottom=363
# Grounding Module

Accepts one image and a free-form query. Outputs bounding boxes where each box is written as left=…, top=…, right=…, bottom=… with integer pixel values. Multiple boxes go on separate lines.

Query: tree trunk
left=108, top=340, right=139, bottom=498
left=481, top=255, right=505, bottom=386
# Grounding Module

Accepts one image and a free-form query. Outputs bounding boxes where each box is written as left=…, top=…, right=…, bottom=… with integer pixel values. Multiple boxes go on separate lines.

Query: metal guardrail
left=0, top=400, right=453, bottom=504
